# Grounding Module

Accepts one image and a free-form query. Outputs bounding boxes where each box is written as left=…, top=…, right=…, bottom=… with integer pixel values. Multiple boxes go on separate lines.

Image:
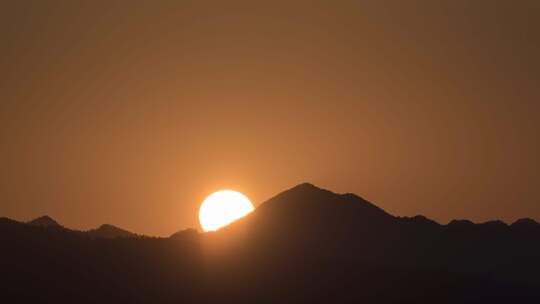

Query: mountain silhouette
left=170, top=228, right=199, bottom=241
left=1, top=183, right=540, bottom=303
left=25, top=216, right=138, bottom=239
left=216, top=183, right=449, bottom=264
left=86, top=224, right=137, bottom=239
left=511, top=217, right=540, bottom=229
left=223, top=182, right=396, bottom=236
left=207, top=183, right=540, bottom=301
left=213, top=183, right=403, bottom=262
left=27, top=215, right=63, bottom=228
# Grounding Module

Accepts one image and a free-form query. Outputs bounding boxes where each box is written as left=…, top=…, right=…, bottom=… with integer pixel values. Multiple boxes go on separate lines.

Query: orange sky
left=1, top=1, right=539, bottom=236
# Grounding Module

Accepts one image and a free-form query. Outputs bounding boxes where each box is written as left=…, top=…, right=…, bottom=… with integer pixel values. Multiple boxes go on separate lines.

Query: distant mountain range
left=1, top=183, right=539, bottom=303
left=10, top=215, right=139, bottom=239
left=18, top=184, right=539, bottom=239
left=86, top=224, right=137, bottom=239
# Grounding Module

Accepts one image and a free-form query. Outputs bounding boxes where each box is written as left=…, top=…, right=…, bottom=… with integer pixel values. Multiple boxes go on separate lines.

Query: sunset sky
left=1, top=1, right=539, bottom=236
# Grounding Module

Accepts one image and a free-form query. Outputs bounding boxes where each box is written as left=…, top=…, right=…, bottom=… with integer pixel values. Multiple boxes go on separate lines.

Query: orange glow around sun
left=199, top=190, right=254, bottom=232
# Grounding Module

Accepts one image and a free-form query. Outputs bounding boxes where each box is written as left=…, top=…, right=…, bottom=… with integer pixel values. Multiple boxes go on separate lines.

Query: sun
left=199, top=190, right=254, bottom=232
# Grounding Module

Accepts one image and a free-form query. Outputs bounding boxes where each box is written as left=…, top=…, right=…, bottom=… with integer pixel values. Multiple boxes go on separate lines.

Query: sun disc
left=199, top=190, right=254, bottom=232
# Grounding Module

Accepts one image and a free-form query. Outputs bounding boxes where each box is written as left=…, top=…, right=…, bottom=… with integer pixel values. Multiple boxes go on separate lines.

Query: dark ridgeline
left=86, top=224, right=138, bottom=239
left=25, top=215, right=138, bottom=239
left=170, top=228, right=199, bottom=241
left=27, top=215, right=63, bottom=229
left=1, top=183, right=540, bottom=303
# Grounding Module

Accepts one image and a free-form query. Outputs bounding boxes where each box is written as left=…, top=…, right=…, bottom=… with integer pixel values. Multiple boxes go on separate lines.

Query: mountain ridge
left=27, top=215, right=63, bottom=229
left=86, top=224, right=137, bottom=239
left=8, top=183, right=539, bottom=236
left=1, top=183, right=540, bottom=302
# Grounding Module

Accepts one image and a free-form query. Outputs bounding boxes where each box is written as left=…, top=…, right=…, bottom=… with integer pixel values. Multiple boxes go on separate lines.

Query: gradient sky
left=1, top=0, right=539, bottom=236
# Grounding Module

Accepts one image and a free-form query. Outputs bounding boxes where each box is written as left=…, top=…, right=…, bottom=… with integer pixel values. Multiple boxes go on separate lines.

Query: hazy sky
left=1, top=1, right=539, bottom=236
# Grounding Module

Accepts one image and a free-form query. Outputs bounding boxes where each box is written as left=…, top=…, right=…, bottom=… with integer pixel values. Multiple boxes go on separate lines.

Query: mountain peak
left=511, top=218, right=539, bottom=229
left=283, top=182, right=329, bottom=196
left=88, top=224, right=136, bottom=239
left=271, top=183, right=387, bottom=214
left=87, top=224, right=136, bottom=239
left=28, top=216, right=61, bottom=228
left=291, top=182, right=319, bottom=190
left=239, top=183, right=395, bottom=238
